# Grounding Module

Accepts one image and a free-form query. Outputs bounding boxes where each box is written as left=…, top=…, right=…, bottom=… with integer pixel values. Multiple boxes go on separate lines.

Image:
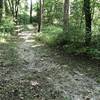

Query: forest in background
left=0, top=0, right=100, bottom=59
left=0, top=0, right=100, bottom=100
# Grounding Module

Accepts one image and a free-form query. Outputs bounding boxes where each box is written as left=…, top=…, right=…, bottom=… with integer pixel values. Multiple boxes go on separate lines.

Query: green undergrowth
left=0, top=17, right=15, bottom=34
left=63, top=43, right=100, bottom=60
left=36, top=25, right=100, bottom=60
left=0, top=34, right=20, bottom=68
left=36, top=25, right=64, bottom=46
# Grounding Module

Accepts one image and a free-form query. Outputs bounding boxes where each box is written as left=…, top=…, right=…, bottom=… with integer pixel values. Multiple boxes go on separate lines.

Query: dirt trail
left=0, top=25, right=100, bottom=100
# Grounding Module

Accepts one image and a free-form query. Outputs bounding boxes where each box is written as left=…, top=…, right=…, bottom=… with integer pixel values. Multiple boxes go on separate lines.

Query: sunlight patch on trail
left=25, top=39, right=35, bottom=42
left=31, top=44, right=44, bottom=48
left=18, top=31, right=32, bottom=39
left=0, top=38, right=7, bottom=43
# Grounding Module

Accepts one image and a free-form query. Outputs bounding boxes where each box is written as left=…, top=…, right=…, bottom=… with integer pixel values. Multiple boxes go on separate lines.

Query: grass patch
left=37, top=25, right=64, bottom=46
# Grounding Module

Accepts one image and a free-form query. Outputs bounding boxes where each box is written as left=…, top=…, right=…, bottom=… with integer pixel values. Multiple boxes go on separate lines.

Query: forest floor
left=0, top=25, right=100, bottom=100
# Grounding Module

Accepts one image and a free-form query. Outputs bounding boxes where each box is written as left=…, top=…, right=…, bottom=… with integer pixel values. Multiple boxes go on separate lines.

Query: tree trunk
left=38, top=0, right=43, bottom=32
left=84, top=0, right=92, bottom=46
left=5, top=0, right=11, bottom=16
left=0, top=0, right=3, bottom=22
left=15, top=0, right=20, bottom=20
left=63, top=0, right=69, bottom=34
left=30, top=0, right=33, bottom=23
left=7, top=0, right=20, bottom=22
left=42, top=0, right=44, bottom=24
left=7, top=0, right=14, bottom=17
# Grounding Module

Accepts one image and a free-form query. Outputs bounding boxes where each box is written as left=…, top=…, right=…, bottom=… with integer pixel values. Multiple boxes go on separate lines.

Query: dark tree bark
left=7, top=0, right=20, bottom=21
left=38, top=0, right=44, bottom=32
left=63, top=0, right=69, bottom=34
left=84, top=0, right=92, bottom=46
left=0, top=0, right=3, bottom=22
left=38, top=0, right=42, bottom=32
left=15, top=0, right=20, bottom=20
left=30, top=0, right=33, bottom=23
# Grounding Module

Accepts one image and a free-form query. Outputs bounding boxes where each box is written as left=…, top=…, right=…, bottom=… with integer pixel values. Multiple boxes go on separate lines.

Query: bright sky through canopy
left=28, top=0, right=38, bottom=5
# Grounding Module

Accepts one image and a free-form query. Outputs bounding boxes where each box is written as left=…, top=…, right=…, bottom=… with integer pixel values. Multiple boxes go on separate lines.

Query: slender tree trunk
left=63, top=0, right=69, bottom=34
left=7, top=0, right=20, bottom=21
left=15, top=0, right=20, bottom=20
left=42, top=0, right=44, bottom=24
left=4, top=0, right=11, bottom=16
left=38, top=0, right=42, bottom=32
left=30, top=0, right=32, bottom=23
left=15, top=6, right=18, bottom=19
left=7, top=0, right=14, bottom=17
left=0, top=0, right=3, bottom=22
left=38, top=0, right=43, bottom=32
left=84, top=0, right=92, bottom=46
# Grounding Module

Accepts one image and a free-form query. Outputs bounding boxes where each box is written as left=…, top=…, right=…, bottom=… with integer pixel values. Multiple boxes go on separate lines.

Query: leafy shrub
left=32, top=16, right=38, bottom=23
left=68, top=23, right=85, bottom=42
left=64, top=43, right=100, bottom=59
left=63, top=42, right=86, bottom=54
left=0, top=17, right=15, bottom=34
left=37, top=25, right=63, bottom=46
left=86, top=48, right=100, bottom=59
left=18, top=13, right=30, bottom=24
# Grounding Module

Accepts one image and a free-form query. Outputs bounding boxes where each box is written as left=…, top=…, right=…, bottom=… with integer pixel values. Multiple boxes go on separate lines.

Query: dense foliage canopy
left=0, top=0, right=100, bottom=58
